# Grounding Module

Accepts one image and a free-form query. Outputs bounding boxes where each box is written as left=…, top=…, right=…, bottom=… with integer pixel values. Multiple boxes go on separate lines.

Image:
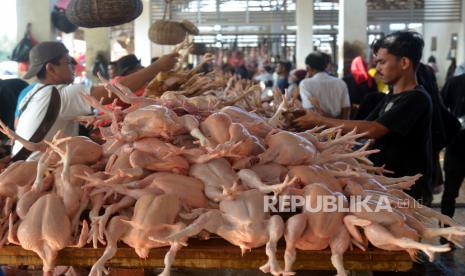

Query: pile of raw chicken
left=0, top=56, right=465, bottom=276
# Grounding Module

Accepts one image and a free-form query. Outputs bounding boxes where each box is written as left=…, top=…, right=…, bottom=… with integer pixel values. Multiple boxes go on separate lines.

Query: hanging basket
left=189, top=43, right=207, bottom=55
left=65, top=0, right=143, bottom=28
left=148, top=0, right=199, bottom=45
left=149, top=21, right=187, bottom=45
left=181, top=20, right=199, bottom=35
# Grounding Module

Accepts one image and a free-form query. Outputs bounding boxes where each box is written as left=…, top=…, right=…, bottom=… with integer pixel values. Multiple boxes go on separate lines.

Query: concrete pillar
left=134, top=0, right=152, bottom=66
left=295, top=0, right=313, bottom=69
left=84, top=28, right=111, bottom=83
left=458, top=0, right=465, bottom=66
left=16, top=0, right=57, bottom=42
left=271, top=23, right=282, bottom=58
left=338, top=0, right=367, bottom=76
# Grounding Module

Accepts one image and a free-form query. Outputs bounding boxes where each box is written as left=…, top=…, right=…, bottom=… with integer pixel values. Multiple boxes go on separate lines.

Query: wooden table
left=0, top=239, right=412, bottom=272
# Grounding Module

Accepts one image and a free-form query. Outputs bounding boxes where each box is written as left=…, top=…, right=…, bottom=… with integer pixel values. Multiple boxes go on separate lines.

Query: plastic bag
left=52, top=5, right=78, bottom=33
left=10, top=24, right=34, bottom=62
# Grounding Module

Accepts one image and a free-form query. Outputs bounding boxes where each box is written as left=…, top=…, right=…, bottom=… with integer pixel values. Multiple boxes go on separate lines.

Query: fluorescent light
left=389, top=23, right=406, bottom=31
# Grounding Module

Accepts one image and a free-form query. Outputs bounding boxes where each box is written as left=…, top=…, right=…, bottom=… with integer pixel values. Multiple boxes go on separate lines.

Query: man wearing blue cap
left=11, top=41, right=178, bottom=160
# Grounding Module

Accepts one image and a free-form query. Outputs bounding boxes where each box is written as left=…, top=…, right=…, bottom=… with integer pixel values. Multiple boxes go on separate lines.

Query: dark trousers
left=441, top=146, right=465, bottom=218
left=432, top=150, right=444, bottom=188
left=408, top=184, right=433, bottom=207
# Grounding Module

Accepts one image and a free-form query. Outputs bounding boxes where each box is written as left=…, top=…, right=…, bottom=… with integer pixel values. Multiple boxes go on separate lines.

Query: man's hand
left=293, top=110, right=323, bottom=129
left=155, top=53, right=180, bottom=72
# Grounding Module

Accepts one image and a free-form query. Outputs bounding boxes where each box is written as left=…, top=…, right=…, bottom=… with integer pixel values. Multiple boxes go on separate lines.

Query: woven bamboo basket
left=148, top=0, right=199, bottom=45
left=65, top=0, right=143, bottom=28
left=181, top=20, right=199, bottom=35
left=148, top=20, right=187, bottom=45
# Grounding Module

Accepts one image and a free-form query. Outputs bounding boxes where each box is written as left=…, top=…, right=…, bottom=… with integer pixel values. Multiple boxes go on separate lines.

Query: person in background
left=368, top=67, right=389, bottom=93
left=321, top=52, right=336, bottom=76
left=91, top=53, right=110, bottom=80
left=108, top=61, right=117, bottom=80
left=235, top=64, right=249, bottom=79
left=343, top=56, right=377, bottom=119
left=12, top=41, right=178, bottom=161
left=222, top=64, right=236, bottom=76
left=254, top=65, right=274, bottom=86
left=455, top=60, right=465, bottom=76
left=287, top=69, right=306, bottom=100
left=299, top=52, right=350, bottom=119
left=0, top=79, right=28, bottom=157
left=275, top=60, right=292, bottom=94
left=427, top=55, right=439, bottom=74
left=113, top=54, right=145, bottom=96
left=198, top=53, right=214, bottom=74
left=115, top=54, right=143, bottom=76
left=356, top=64, right=389, bottom=120
left=229, top=51, right=249, bottom=79
left=260, top=80, right=275, bottom=102
left=445, top=58, right=457, bottom=82
left=14, top=58, right=78, bottom=128
left=440, top=73, right=465, bottom=222
left=416, top=62, right=456, bottom=196
left=294, top=31, right=433, bottom=205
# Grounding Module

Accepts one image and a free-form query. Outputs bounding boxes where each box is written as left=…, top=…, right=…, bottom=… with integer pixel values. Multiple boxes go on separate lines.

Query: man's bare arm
left=294, top=111, right=389, bottom=139
left=339, top=107, right=351, bottom=120
left=90, top=53, right=179, bottom=104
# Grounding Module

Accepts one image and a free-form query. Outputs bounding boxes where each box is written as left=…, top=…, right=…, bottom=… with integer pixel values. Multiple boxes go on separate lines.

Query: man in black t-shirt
left=364, top=86, right=432, bottom=203
left=440, top=74, right=465, bottom=218
left=0, top=79, right=28, bottom=139
left=294, top=31, right=433, bottom=205
left=0, top=78, right=28, bottom=158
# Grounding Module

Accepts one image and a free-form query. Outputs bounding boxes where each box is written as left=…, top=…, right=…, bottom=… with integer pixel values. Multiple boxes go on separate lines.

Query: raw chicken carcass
left=198, top=112, right=265, bottom=160
left=160, top=91, right=219, bottom=115
left=0, top=160, right=38, bottom=198
left=189, top=158, right=241, bottom=202
left=342, top=181, right=465, bottom=250
left=89, top=194, right=187, bottom=276
left=259, top=130, right=377, bottom=166
left=46, top=136, right=103, bottom=166
left=50, top=144, right=94, bottom=233
left=199, top=112, right=233, bottom=147
left=250, top=163, right=288, bottom=184
left=168, top=189, right=286, bottom=275
left=220, top=106, right=273, bottom=139
left=189, top=158, right=297, bottom=202
left=9, top=193, right=88, bottom=275
left=288, top=165, right=343, bottom=193
left=120, top=105, right=209, bottom=146
left=344, top=215, right=451, bottom=262
left=284, top=183, right=351, bottom=276
left=90, top=172, right=210, bottom=210
left=129, top=137, right=189, bottom=174
left=0, top=120, right=102, bottom=165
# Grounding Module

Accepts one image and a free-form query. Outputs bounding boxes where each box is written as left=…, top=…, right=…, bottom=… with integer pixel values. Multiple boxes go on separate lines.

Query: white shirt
left=254, top=72, right=273, bottom=83
left=13, top=83, right=92, bottom=160
left=299, top=72, right=350, bottom=118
